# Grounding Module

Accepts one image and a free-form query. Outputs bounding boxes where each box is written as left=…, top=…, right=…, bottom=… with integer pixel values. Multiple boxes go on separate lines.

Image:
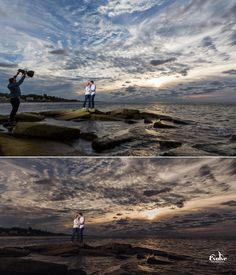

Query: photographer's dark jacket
left=7, top=76, right=25, bottom=98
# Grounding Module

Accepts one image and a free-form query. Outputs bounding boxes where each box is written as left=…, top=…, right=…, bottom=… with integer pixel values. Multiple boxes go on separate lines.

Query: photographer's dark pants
left=10, top=97, right=20, bottom=122
left=71, top=228, right=79, bottom=241
left=83, top=94, right=91, bottom=108
left=90, top=94, right=95, bottom=108
left=79, top=227, right=84, bottom=242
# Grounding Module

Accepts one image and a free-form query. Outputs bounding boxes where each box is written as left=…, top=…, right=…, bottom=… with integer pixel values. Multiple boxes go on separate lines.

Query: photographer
left=7, top=70, right=26, bottom=125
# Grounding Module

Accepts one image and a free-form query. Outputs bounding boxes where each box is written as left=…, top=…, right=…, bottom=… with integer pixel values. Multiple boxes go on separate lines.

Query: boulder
left=0, top=257, right=68, bottom=275
left=92, top=133, right=135, bottom=152
left=13, top=122, right=80, bottom=140
left=0, top=133, right=80, bottom=156
left=16, top=112, right=45, bottom=122
left=153, top=121, right=177, bottom=129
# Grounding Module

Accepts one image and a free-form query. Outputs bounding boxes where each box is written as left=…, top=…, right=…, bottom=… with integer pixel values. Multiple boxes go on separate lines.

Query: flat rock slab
left=147, top=256, right=173, bottom=265
left=56, top=110, right=91, bottom=120
left=13, top=122, right=81, bottom=140
left=0, top=257, right=68, bottom=275
left=193, top=143, right=236, bottom=156
left=0, top=133, right=80, bottom=156
left=153, top=121, right=177, bottom=129
left=92, top=133, right=135, bottom=152
left=158, top=140, right=182, bottom=149
left=161, top=144, right=217, bottom=156
left=16, top=112, right=45, bottom=122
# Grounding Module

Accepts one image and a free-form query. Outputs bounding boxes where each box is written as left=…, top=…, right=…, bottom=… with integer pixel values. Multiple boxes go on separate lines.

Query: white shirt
left=79, top=216, right=85, bottom=228
left=90, top=84, right=96, bottom=95
left=73, top=218, right=79, bottom=228
left=85, top=86, right=91, bottom=95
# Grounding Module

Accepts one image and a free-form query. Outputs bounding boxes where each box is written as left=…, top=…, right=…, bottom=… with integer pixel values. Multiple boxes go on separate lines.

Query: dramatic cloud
left=0, top=62, right=18, bottom=68
left=150, top=58, right=177, bottom=66
left=0, top=158, right=235, bottom=237
left=0, top=0, right=235, bottom=101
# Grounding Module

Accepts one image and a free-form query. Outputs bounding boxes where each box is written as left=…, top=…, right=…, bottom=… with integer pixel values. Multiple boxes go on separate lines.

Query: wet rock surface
left=92, top=132, right=136, bottom=152
left=0, top=133, right=80, bottom=156
left=0, top=242, right=192, bottom=275
left=13, top=122, right=81, bottom=140
left=0, top=108, right=233, bottom=156
left=0, top=257, right=69, bottom=275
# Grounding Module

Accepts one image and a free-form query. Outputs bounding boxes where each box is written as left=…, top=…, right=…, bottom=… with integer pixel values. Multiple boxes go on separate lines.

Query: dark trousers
left=10, top=97, right=20, bottom=122
left=71, top=228, right=79, bottom=241
left=90, top=94, right=95, bottom=108
left=83, top=94, right=91, bottom=108
left=79, top=227, right=84, bottom=242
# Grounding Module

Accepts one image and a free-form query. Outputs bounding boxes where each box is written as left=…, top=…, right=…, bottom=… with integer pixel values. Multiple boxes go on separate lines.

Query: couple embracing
left=71, top=213, right=85, bottom=243
left=83, top=80, right=96, bottom=110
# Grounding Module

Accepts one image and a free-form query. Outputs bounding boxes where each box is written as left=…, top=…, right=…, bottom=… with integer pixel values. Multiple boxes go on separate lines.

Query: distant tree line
left=0, top=92, right=78, bottom=102
left=0, top=227, right=67, bottom=236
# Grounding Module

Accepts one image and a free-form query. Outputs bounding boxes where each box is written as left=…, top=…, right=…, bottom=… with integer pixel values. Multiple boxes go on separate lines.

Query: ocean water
left=0, top=102, right=235, bottom=156
left=0, top=236, right=235, bottom=274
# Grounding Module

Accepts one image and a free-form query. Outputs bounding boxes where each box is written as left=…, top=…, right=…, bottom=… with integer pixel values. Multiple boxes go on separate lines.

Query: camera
left=18, top=69, right=34, bottom=78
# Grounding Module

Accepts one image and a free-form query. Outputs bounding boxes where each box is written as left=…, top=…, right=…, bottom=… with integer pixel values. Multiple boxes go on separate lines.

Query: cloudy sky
left=0, top=158, right=235, bottom=237
left=0, top=0, right=236, bottom=102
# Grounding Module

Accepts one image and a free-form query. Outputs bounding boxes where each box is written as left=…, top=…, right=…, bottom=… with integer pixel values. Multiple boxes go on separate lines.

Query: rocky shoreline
left=0, top=242, right=193, bottom=274
left=0, top=108, right=235, bottom=156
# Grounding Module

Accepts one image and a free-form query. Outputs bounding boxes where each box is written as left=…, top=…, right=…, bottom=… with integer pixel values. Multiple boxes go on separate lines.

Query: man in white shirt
left=71, top=214, right=80, bottom=241
left=90, top=80, right=96, bottom=109
left=83, top=82, right=91, bottom=109
left=78, top=212, right=85, bottom=243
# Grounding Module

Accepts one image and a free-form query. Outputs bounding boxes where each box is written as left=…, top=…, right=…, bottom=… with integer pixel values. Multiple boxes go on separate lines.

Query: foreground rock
left=161, top=144, right=217, bottom=156
left=0, top=257, right=69, bottom=275
left=16, top=112, right=45, bottom=122
left=13, top=122, right=81, bottom=140
left=0, top=112, right=45, bottom=123
left=0, top=133, right=80, bottom=156
left=147, top=256, right=173, bottom=265
left=0, top=242, right=193, bottom=275
left=39, top=108, right=191, bottom=125
left=22, top=242, right=191, bottom=261
left=153, top=121, right=177, bottom=129
left=92, top=133, right=136, bottom=152
left=193, top=143, right=236, bottom=156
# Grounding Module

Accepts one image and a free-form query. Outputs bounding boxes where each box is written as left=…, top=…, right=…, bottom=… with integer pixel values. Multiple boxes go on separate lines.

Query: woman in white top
left=90, top=80, right=96, bottom=109
left=83, top=82, right=91, bottom=109
left=71, top=214, right=79, bottom=241
left=78, top=212, right=85, bottom=243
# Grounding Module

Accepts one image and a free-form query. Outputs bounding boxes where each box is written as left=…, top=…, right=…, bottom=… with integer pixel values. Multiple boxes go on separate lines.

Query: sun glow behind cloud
left=0, top=0, right=235, bottom=101
left=0, top=158, right=235, bottom=236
